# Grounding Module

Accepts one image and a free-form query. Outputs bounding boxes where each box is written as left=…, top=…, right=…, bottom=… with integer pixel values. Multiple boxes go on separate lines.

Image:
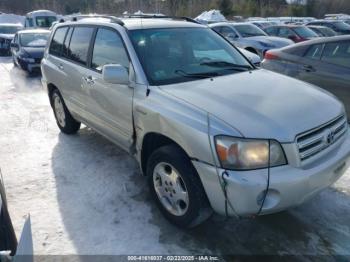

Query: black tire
left=147, top=144, right=212, bottom=228
left=51, top=89, right=81, bottom=134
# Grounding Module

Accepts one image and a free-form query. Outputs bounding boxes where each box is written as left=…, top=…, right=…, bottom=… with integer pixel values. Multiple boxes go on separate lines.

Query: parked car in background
left=11, top=29, right=50, bottom=73
left=262, top=36, right=350, bottom=118
left=0, top=23, right=23, bottom=55
left=238, top=47, right=261, bottom=66
left=25, top=10, right=58, bottom=29
left=307, top=25, right=337, bottom=37
left=210, top=22, right=293, bottom=58
left=307, top=20, right=350, bottom=35
left=265, top=25, right=319, bottom=43
left=251, top=21, right=277, bottom=30
left=42, top=16, right=350, bottom=228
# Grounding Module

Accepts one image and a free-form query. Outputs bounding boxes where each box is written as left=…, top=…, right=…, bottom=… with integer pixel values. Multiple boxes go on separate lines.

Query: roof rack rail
left=67, top=15, right=125, bottom=26
left=123, top=14, right=201, bottom=24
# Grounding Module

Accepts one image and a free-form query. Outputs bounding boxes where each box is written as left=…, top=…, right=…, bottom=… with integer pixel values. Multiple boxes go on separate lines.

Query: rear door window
left=68, top=27, right=94, bottom=66
left=265, top=27, right=278, bottom=35
left=304, top=44, right=323, bottom=60
left=62, top=27, right=73, bottom=58
left=49, top=27, right=68, bottom=57
left=321, top=41, right=350, bottom=68
left=91, top=28, right=129, bottom=72
left=278, top=27, right=294, bottom=38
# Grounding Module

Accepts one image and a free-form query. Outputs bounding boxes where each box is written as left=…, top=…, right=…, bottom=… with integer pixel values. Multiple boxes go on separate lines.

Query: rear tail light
left=264, top=51, right=279, bottom=60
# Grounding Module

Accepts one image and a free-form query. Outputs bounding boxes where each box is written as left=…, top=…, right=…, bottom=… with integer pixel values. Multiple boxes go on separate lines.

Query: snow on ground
left=0, top=56, right=350, bottom=258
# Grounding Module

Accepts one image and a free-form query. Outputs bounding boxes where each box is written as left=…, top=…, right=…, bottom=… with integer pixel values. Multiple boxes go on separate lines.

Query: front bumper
left=193, top=129, right=350, bottom=217
left=18, top=59, right=41, bottom=73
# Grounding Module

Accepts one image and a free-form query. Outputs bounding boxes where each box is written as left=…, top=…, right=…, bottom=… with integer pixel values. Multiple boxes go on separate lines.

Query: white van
left=25, top=10, right=58, bottom=29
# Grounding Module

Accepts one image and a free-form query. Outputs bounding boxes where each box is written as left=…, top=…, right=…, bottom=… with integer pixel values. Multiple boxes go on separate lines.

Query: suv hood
left=159, top=69, right=344, bottom=142
left=246, top=36, right=293, bottom=47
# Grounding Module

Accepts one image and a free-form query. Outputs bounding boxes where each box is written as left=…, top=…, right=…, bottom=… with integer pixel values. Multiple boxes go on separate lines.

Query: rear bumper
left=193, top=129, right=350, bottom=217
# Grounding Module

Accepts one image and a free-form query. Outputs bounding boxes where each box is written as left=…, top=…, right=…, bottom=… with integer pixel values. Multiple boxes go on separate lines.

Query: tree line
left=1, top=0, right=350, bottom=18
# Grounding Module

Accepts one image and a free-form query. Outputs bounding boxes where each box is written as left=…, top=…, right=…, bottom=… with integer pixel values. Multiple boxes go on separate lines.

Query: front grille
left=296, top=114, right=348, bottom=161
left=35, top=58, right=42, bottom=64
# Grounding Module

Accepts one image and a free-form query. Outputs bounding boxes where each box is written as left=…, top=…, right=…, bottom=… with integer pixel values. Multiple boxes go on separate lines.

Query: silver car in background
left=210, top=22, right=293, bottom=58
left=262, top=35, right=350, bottom=118
left=41, top=16, right=350, bottom=228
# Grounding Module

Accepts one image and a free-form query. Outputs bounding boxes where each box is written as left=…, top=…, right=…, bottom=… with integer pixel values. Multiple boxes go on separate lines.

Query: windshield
left=130, top=28, right=253, bottom=86
left=35, top=16, right=57, bottom=28
left=333, top=21, right=350, bottom=30
left=20, top=32, right=49, bottom=47
left=294, top=27, right=318, bottom=38
left=0, top=26, right=22, bottom=34
left=233, top=24, right=267, bottom=37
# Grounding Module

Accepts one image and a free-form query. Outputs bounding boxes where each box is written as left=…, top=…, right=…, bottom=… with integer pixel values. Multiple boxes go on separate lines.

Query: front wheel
left=51, top=89, right=81, bottom=134
left=147, top=145, right=212, bottom=228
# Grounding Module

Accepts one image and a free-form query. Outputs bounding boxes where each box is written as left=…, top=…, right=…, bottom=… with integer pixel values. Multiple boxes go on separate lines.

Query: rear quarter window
left=49, top=27, right=68, bottom=57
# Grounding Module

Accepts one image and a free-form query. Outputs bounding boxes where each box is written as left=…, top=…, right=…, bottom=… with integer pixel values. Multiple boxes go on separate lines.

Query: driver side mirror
left=102, top=64, right=129, bottom=85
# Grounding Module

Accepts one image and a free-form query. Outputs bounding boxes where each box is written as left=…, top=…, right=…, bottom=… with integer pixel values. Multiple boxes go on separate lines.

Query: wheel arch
left=140, top=132, right=190, bottom=176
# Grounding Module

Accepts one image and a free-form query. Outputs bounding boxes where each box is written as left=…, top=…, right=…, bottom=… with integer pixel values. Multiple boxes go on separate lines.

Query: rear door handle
left=58, top=64, right=64, bottom=70
left=303, top=65, right=316, bottom=72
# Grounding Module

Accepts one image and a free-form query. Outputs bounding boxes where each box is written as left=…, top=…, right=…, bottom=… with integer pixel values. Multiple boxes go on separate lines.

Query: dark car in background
left=265, top=25, right=319, bottom=43
left=262, top=36, right=350, bottom=118
left=210, top=22, right=293, bottom=58
left=307, top=20, right=350, bottom=35
left=308, top=25, right=338, bottom=37
left=11, top=29, right=50, bottom=73
left=0, top=23, right=23, bottom=55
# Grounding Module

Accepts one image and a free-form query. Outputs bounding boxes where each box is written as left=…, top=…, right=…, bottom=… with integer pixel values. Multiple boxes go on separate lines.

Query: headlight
left=215, top=136, right=287, bottom=170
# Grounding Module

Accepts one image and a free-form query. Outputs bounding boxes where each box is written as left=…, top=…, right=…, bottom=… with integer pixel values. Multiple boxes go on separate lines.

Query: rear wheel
left=147, top=145, right=212, bottom=228
left=51, top=89, right=81, bottom=134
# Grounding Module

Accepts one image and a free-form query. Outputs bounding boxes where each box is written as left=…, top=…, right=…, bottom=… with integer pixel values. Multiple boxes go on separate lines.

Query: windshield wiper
left=200, top=61, right=252, bottom=71
left=174, top=70, right=220, bottom=79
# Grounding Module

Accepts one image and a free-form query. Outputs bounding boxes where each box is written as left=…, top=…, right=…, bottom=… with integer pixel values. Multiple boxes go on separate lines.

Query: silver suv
left=41, top=16, right=350, bottom=227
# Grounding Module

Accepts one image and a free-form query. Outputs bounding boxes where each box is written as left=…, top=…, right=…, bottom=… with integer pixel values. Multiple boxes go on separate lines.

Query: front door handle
left=58, top=64, right=64, bottom=70
left=82, top=76, right=96, bottom=85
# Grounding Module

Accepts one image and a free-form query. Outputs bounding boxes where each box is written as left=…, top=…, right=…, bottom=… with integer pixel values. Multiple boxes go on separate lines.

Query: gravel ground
left=1, top=56, right=350, bottom=259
